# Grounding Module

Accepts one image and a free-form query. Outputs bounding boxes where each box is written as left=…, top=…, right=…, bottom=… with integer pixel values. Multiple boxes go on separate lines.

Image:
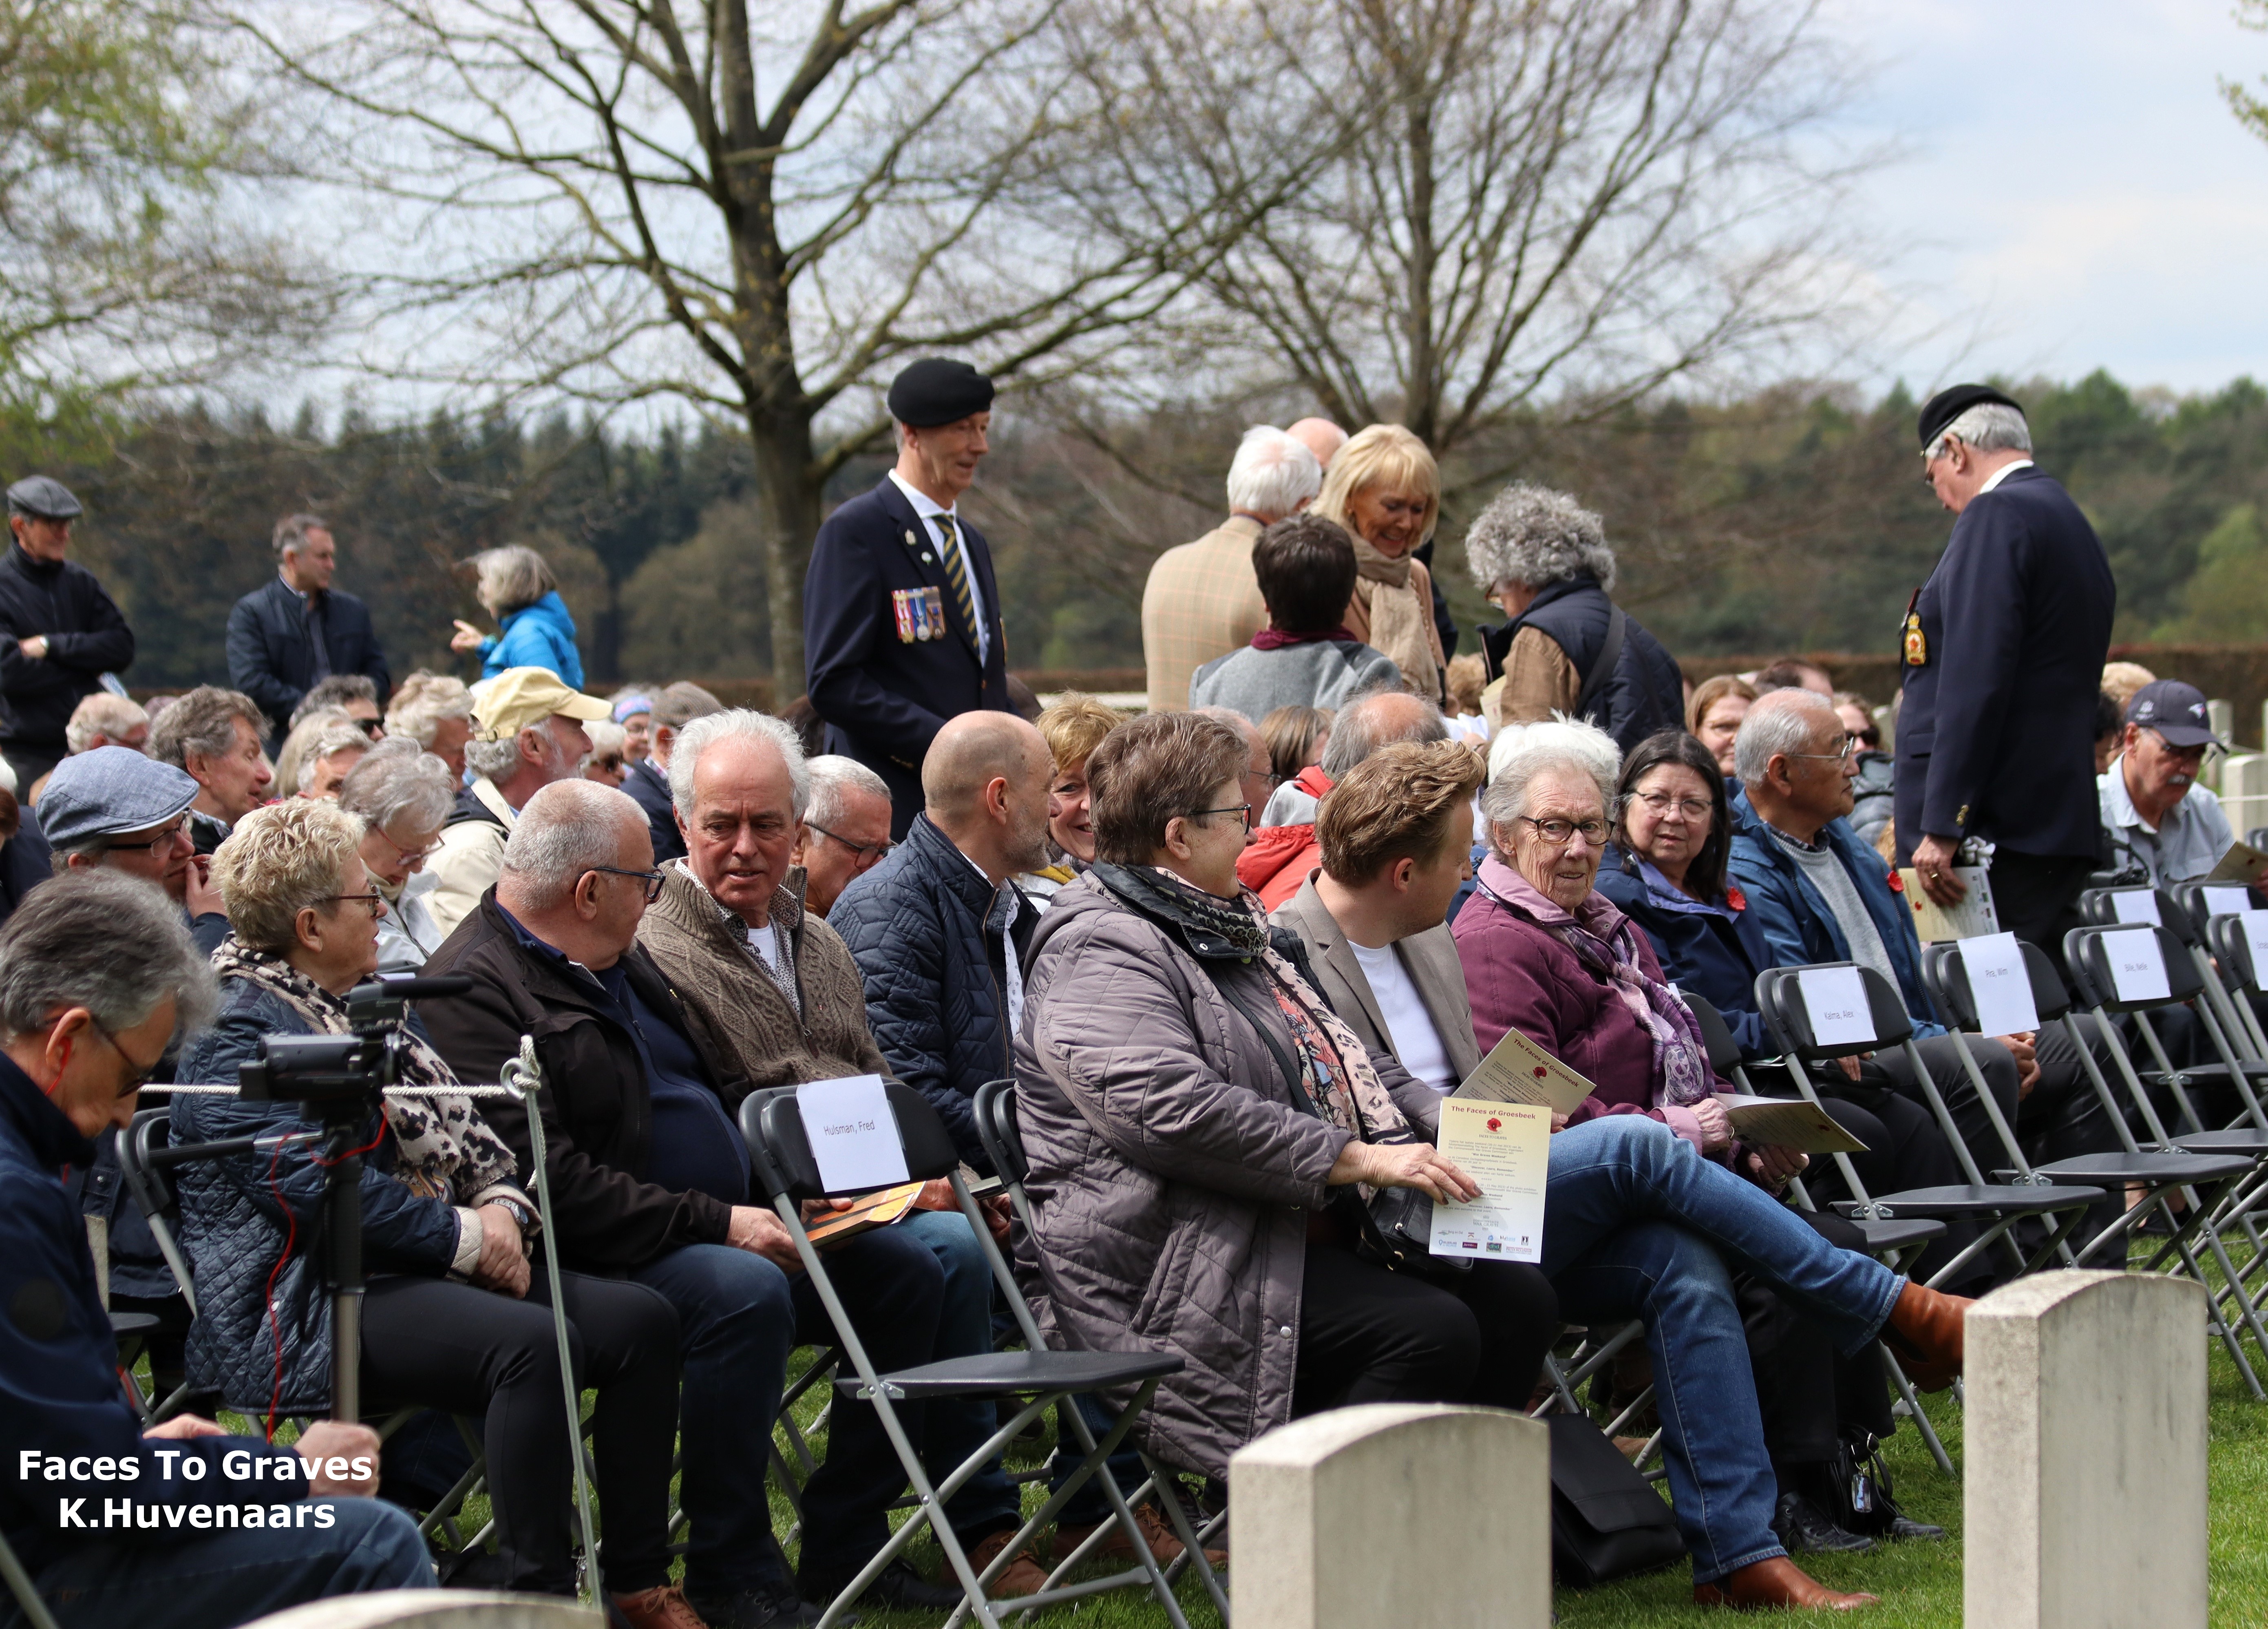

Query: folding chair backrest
left=2062, top=922, right=2206, bottom=1012
left=2078, top=884, right=2198, bottom=946
left=1754, top=962, right=1914, bottom=1060
left=2250, top=825, right=2268, bottom=853
left=119, top=1108, right=180, bottom=1223
left=2169, top=880, right=2260, bottom=940
left=2209, top=912, right=2268, bottom=995
left=1919, top=937, right=2072, bottom=1030
left=1679, top=993, right=1745, bottom=1077
left=969, top=1079, right=1030, bottom=1189
left=738, top=1079, right=961, bottom=1202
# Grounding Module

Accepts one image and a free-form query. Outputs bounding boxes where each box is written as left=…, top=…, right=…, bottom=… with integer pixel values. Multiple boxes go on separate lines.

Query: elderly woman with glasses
left=338, top=736, right=458, bottom=975
left=168, top=799, right=698, bottom=1627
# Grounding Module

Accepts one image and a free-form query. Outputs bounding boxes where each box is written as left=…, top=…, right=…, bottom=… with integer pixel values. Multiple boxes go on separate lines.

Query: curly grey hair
left=1480, top=717, right=1621, bottom=838
left=1464, top=482, right=1619, bottom=595
left=339, top=737, right=457, bottom=835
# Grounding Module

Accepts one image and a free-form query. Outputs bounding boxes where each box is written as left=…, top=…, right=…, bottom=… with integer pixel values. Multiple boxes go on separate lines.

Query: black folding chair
left=971, top=1079, right=1231, bottom=1600
left=2063, top=922, right=2268, bottom=1392
left=739, top=1081, right=1200, bottom=1629
left=1753, top=963, right=2105, bottom=1288
left=1918, top=937, right=2256, bottom=1275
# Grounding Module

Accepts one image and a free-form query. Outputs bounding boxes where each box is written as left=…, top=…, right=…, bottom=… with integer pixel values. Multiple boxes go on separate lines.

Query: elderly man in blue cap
left=0, top=476, right=135, bottom=789
left=39, top=745, right=230, bottom=954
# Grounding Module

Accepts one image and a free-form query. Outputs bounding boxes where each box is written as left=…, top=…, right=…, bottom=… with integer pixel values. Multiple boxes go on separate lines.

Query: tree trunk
left=748, top=404, right=821, bottom=707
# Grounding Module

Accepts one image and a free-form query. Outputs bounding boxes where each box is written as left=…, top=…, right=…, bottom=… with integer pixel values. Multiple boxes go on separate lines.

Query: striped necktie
left=933, top=513, right=978, bottom=647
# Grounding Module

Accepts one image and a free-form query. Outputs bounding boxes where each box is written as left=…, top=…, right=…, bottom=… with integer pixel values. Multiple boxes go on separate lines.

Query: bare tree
left=216, top=0, right=1305, bottom=696
left=1050, top=0, right=1876, bottom=479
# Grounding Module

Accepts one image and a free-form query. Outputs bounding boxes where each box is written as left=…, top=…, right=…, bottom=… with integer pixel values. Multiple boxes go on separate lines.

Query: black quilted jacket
left=829, top=813, right=1036, bottom=1171
left=171, top=979, right=460, bottom=1416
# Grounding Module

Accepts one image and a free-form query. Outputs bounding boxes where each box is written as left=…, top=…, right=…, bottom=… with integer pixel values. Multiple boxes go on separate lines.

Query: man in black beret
left=804, top=358, right=1011, bottom=837
left=0, top=476, right=135, bottom=789
left=1895, top=385, right=2115, bottom=972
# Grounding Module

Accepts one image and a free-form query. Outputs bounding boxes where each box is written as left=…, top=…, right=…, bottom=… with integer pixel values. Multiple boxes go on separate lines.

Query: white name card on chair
left=1965, top=932, right=2039, bottom=1037
left=1796, top=966, right=1873, bottom=1048
left=2105, top=928, right=2172, bottom=1003
left=2110, top=891, right=2162, bottom=926
left=797, top=1075, right=911, bottom=1192
left=2244, top=915, right=2268, bottom=994
left=2204, top=885, right=2253, bottom=919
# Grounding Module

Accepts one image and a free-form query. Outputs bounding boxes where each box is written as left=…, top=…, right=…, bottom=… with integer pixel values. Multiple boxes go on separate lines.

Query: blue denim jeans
left=1541, top=1116, right=1903, bottom=1585
left=23, top=1499, right=432, bottom=1629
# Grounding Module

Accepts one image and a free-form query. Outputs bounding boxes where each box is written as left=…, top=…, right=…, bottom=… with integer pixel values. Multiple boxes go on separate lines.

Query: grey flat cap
left=6, top=476, right=82, bottom=519
left=37, top=747, right=200, bottom=849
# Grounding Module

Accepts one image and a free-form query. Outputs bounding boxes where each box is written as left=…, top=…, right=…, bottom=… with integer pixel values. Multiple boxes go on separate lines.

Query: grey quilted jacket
left=1012, top=871, right=1440, bottom=1479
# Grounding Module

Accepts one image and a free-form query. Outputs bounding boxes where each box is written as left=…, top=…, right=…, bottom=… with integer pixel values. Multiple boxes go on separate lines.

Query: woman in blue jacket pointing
left=451, top=544, right=584, bottom=689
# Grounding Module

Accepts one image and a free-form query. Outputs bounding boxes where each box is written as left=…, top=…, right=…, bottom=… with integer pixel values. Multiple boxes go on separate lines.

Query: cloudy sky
left=1833, top=0, right=2268, bottom=397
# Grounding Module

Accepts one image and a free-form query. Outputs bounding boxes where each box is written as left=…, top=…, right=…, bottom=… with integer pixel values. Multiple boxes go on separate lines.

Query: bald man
left=1287, top=417, right=1348, bottom=469
left=830, top=712, right=1054, bottom=1167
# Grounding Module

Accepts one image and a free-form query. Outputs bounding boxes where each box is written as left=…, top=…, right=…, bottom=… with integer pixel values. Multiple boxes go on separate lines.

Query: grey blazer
left=1272, top=875, right=1482, bottom=1086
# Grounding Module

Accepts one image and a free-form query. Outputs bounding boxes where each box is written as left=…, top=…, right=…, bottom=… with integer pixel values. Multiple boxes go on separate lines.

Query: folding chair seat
left=1753, top=964, right=2104, bottom=1285
left=740, top=1081, right=1212, bottom=1629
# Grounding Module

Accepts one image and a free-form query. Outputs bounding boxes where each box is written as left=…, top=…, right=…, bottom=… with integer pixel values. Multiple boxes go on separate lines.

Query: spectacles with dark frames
left=323, top=892, right=387, bottom=919
left=353, top=717, right=386, bottom=739
left=1516, top=814, right=1608, bottom=846
left=588, top=864, right=667, bottom=902
left=91, top=1018, right=166, bottom=1098
left=102, top=818, right=190, bottom=852
left=807, top=824, right=894, bottom=866
left=1190, top=803, right=1254, bottom=830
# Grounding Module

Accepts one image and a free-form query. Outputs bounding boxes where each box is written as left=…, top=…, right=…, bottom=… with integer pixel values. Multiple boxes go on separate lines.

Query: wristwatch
left=491, top=1197, right=534, bottom=1230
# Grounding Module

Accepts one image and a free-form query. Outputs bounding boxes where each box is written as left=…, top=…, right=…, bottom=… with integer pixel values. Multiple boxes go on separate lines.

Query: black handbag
left=1820, top=1427, right=1904, bottom=1538
left=1546, top=1414, right=1685, bottom=1588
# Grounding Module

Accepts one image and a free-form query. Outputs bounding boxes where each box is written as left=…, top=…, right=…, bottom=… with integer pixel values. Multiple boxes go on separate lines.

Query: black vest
left=1481, top=575, right=1684, bottom=753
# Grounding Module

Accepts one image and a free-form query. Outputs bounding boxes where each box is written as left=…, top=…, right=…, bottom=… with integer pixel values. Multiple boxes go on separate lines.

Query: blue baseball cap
left=38, top=747, right=200, bottom=849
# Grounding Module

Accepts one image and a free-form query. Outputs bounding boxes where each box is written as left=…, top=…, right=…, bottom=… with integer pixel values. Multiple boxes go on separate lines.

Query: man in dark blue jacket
left=0, top=477, right=135, bottom=789
left=804, top=359, right=1012, bottom=839
left=1895, top=386, right=2114, bottom=969
left=832, top=711, right=1051, bottom=1170
left=0, top=872, right=429, bottom=1628
left=226, top=514, right=392, bottom=749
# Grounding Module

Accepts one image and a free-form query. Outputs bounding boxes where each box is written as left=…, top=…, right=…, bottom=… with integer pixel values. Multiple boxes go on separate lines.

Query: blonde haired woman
left=1311, top=424, right=1446, bottom=702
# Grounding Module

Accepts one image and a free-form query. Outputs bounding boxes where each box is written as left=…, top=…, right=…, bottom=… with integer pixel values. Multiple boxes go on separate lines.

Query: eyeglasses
left=807, top=823, right=894, bottom=866
left=323, top=891, right=387, bottom=919
left=369, top=826, right=439, bottom=866
left=1629, top=792, right=1712, bottom=821
left=1515, top=815, right=1607, bottom=847
left=1786, top=734, right=1865, bottom=763
left=102, top=818, right=190, bottom=852
left=91, top=1018, right=165, bottom=1098
left=353, top=717, right=385, bottom=739
left=588, top=864, right=666, bottom=902
left=1190, top=803, right=1254, bottom=830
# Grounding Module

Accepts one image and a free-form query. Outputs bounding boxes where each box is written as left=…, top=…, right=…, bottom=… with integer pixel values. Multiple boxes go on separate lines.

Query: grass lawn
left=217, top=1316, right=2268, bottom=1627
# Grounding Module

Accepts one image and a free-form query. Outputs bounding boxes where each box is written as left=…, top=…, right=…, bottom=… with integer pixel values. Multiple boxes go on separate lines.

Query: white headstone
left=1231, top=1404, right=1551, bottom=1629
left=243, top=1591, right=601, bottom=1629
left=1966, top=1271, right=2206, bottom=1629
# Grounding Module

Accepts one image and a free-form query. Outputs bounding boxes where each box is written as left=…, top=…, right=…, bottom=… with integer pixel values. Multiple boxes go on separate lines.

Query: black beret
left=887, top=358, right=994, bottom=429
left=1918, top=384, right=2022, bottom=451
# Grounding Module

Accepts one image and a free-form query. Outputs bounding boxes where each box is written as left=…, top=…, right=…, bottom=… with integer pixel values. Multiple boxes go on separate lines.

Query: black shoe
left=687, top=1586, right=838, bottom=1629
left=1771, top=1491, right=1876, bottom=1555
left=1886, top=1512, right=1946, bottom=1541
left=799, top=1556, right=962, bottom=1613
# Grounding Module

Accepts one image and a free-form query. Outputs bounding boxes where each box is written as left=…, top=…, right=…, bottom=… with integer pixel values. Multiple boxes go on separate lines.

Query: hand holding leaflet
left=1711, top=1093, right=1869, bottom=1155
left=2209, top=841, right=2268, bottom=887
left=1428, top=1099, right=1550, bottom=1263
left=1455, top=1025, right=1594, bottom=1114
left=1898, top=865, right=1999, bottom=941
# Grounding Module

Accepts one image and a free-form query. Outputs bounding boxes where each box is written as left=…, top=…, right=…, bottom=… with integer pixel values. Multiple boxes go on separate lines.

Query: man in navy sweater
left=1895, top=385, right=2115, bottom=971
left=0, top=873, right=429, bottom=1628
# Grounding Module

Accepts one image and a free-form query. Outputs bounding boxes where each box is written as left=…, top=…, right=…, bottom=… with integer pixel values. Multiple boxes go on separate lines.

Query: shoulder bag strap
left=1573, top=604, right=1626, bottom=723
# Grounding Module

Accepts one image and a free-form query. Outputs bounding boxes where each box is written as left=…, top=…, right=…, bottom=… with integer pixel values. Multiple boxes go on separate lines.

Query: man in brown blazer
left=1270, top=738, right=1486, bottom=1090
left=1140, top=425, right=1325, bottom=713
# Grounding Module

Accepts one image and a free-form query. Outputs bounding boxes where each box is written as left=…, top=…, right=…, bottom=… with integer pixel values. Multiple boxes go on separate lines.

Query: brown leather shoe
left=1053, top=1501, right=1227, bottom=1569
left=1694, top=1556, right=1879, bottom=1610
left=969, top=1528, right=1051, bottom=1600
left=1881, top=1280, right=1973, bottom=1392
left=610, top=1584, right=710, bottom=1629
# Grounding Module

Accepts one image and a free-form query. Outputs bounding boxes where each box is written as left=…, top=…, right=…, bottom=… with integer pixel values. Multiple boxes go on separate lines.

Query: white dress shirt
left=1976, top=458, right=2035, bottom=496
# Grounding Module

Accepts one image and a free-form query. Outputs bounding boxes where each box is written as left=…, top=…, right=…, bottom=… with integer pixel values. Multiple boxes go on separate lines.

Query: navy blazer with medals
left=1894, top=464, right=2114, bottom=864
left=804, top=476, right=1011, bottom=835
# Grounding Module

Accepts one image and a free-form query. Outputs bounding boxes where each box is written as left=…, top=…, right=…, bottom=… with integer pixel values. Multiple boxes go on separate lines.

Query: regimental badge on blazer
left=1901, top=588, right=1927, bottom=668
left=892, top=585, right=949, bottom=643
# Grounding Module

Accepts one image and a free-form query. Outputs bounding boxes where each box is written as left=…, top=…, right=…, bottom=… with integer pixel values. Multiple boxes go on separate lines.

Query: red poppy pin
left=1486, top=1118, right=1502, bottom=1132
left=1725, top=885, right=1747, bottom=912
left=1886, top=869, right=1905, bottom=894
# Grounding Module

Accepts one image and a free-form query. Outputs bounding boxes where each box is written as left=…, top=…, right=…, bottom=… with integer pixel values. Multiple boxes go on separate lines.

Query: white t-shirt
left=1347, top=940, right=1456, bottom=1092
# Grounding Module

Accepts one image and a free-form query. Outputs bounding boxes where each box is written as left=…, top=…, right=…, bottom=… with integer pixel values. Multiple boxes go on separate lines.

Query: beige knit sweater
left=637, top=863, right=892, bottom=1108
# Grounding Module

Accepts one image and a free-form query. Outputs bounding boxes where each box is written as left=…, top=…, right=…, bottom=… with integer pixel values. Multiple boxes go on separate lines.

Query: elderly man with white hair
left=1140, top=424, right=1325, bottom=714
left=790, top=752, right=894, bottom=917
left=1896, top=386, right=2115, bottom=974
left=1465, top=482, right=1684, bottom=748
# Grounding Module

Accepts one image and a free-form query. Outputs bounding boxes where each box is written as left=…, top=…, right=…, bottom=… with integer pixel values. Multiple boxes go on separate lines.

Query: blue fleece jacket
left=479, top=592, right=583, bottom=689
